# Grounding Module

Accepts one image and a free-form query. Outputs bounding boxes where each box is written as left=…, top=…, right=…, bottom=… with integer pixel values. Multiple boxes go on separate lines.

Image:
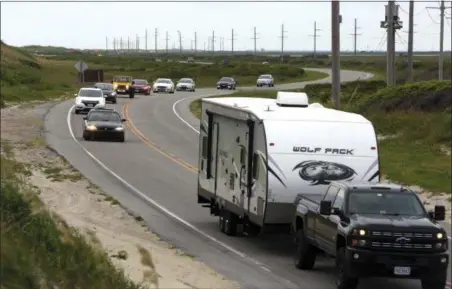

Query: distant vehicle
left=216, top=77, right=236, bottom=90
left=94, top=82, right=117, bottom=104
left=262, top=61, right=269, bottom=65
left=196, top=91, right=380, bottom=237
left=176, top=78, right=196, bottom=92
left=82, top=108, right=126, bottom=142
left=293, top=181, right=448, bottom=289
left=152, top=78, right=175, bottom=93
left=187, top=57, right=195, bottom=63
left=256, top=74, right=275, bottom=87
left=131, top=79, right=151, bottom=95
left=74, top=88, right=106, bottom=114
left=112, top=75, right=133, bottom=94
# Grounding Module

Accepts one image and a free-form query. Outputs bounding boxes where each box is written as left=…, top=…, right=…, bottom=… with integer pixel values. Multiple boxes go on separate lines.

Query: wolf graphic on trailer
left=196, top=92, right=380, bottom=236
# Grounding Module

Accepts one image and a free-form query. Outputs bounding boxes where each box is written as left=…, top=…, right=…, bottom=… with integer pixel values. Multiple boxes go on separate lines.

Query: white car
left=256, top=74, right=275, bottom=87
left=152, top=78, right=175, bottom=93
left=74, top=88, right=106, bottom=114
left=176, top=78, right=196, bottom=92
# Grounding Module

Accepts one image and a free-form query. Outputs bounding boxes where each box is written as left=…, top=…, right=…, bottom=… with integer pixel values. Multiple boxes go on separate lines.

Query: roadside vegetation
left=1, top=42, right=327, bottom=105
left=0, top=148, right=147, bottom=289
left=190, top=80, right=451, bottom=194
left=46, top=53, right=328, bottom=87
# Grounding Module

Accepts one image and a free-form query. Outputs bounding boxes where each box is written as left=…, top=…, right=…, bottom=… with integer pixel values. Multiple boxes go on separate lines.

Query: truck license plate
left=394, top=266, right=411, bottom=276
left=87, top=104, right=93, bottom=107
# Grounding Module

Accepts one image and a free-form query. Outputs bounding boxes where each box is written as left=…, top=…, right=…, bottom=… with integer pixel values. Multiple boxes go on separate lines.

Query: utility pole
left=349, top=18, right=361, bottom=56
left=407, top=0, right=414, bottom=82
left=178, top=30, right=182, bottom=54
left=211, top=30, right=216, bottom=56
left=127, top=36, right=130, bottom=53
left=194, top=31, right=197, bottom=53
left=136, top=34, right=139, bottom=51
left=154, top=28, right=158, bottom=53
left=120, top=37, right=123, bottom=51
left=230, top=28, right=237, bottom=54
left=427, top=1, right=451, bottom=80
left=251, top=27, right=260, bottom=56
left=309, top=21, right=321, bottom=59
left=106, top=37, right=108, bottom=51
left=381, top=1, right=403, bottom=86
left=331, top=1, right=341, bottom=110
left=279, top=24, right=288, bottom=63
left=165, top=31, right=169, bottom=55
left=145, top=29, right=148, bottom=51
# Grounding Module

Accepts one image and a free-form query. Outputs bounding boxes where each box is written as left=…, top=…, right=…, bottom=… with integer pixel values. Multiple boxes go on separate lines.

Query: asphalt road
left=45, top=69, right=451, bottom=289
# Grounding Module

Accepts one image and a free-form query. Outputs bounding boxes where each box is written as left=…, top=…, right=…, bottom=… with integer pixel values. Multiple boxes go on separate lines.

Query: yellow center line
left=123, top=101, right=198, bottom=173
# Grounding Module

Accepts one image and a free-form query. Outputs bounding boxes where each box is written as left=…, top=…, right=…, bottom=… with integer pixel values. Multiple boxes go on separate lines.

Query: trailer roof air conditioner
left=276, top=91, right=309, bottom=107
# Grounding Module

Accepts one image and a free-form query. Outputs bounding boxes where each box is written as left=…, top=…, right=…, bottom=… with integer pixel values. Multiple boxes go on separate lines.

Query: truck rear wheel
left=294, top=228, right=316, bottom=270
left=335, top=248, right=358, bottom=289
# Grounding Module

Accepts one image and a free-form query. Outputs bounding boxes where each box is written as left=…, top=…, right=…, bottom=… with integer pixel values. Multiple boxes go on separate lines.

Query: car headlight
left=115, top=127, right=124, bottom=131
left=113, top=84, right=118, bottom=89
left=351, top=229, right=368, bottom=236
left=86, top=125, right=97, bottom=131
left=437, top=232, right=445, bottom=239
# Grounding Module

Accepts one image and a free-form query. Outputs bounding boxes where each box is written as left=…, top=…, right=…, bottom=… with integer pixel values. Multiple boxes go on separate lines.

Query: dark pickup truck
left=292, top=181, right=449, bottom=289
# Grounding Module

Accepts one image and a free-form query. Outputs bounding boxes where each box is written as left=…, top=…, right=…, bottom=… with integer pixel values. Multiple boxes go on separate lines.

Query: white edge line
left=173, top=93, right=452, bottom=242
left=66, top=105, right=272, bottom=272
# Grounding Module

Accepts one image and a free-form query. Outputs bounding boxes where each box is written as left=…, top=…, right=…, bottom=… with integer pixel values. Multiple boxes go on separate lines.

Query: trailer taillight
left=371, top=146, right=376, bottom=150
left=269, top=143, right=275, bottom=146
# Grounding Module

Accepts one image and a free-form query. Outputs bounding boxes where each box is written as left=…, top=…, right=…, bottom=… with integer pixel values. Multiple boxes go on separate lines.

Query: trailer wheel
left=219, top=209, right=238, bottom=236
left=219, top=211, right=226, bottom=233
left=294, top=228, right=316, bottom=270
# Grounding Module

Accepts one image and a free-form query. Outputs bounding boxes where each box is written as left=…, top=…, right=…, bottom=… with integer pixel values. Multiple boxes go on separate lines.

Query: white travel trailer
left=197, top=92, right=380, bottom=236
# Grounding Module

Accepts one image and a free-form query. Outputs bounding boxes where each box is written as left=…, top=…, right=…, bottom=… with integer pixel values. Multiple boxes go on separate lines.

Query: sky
left=1, top=0, right=451, bottom=52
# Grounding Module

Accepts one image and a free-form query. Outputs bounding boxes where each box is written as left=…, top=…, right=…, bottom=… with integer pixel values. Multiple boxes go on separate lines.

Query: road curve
left=45, top=69, right=451, bottom=289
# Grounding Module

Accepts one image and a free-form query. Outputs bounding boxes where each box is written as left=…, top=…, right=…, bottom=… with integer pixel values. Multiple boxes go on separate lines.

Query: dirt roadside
left=0, top=101, right=239, bottom=289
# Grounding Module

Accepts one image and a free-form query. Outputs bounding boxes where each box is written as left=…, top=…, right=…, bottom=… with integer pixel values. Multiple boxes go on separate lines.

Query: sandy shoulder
left=1, top=102, right=239, bottom=289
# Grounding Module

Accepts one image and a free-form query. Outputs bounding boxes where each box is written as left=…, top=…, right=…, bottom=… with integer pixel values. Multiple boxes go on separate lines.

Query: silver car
left=256, top=74, right=275, bottom=87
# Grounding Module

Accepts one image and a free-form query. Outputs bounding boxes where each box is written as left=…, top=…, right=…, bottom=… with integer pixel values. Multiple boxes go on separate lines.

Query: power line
left=308, top=21, right=321, bottom=59
left=194, top=31, right=197, bottom=53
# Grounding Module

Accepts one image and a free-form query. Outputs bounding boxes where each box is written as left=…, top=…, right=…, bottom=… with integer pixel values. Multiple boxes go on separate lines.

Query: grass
left=0, top=154, right=147, bottom=289
left=189, top=80, right=451, bottom=194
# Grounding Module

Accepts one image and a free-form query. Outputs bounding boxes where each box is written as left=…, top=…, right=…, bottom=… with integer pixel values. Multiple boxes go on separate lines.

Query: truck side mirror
left=319, top=200, right=332, bottom=215
left=434, top=205, right=445, bottom=221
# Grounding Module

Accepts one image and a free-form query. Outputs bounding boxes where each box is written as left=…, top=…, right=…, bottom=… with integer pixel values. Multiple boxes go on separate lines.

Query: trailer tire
left=294, top=228, right=316, bottom=270
left=220, top=209, right=238, bottom=236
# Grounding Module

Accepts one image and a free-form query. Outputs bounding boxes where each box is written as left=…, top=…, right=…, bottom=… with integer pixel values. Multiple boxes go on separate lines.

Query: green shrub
left=359, top=80, right=451, bottom=113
